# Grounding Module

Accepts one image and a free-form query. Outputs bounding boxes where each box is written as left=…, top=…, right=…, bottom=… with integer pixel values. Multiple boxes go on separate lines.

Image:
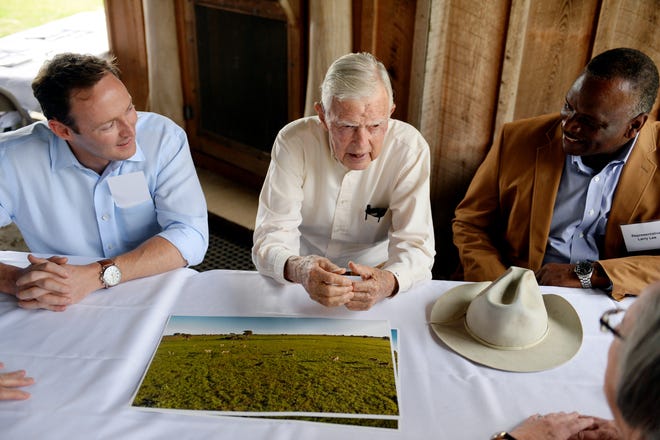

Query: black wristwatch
left=491, top=432, right=517, bottom=440
left=574, top=260, right=594, bottom=289
left=98, top=259, right=122, bottom=288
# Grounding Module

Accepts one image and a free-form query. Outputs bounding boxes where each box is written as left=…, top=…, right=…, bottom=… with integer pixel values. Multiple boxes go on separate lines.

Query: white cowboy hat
left=430, top=267, right=582, bottom=372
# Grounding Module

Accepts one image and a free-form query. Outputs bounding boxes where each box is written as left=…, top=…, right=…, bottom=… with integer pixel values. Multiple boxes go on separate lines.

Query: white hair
left=320, top=52, right=394, bottom=112
left=617, top=283, right=660, bottom=439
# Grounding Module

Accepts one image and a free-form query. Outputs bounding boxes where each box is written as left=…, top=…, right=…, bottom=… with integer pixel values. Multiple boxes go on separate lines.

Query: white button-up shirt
left=252, top=116, right=435, bottom=293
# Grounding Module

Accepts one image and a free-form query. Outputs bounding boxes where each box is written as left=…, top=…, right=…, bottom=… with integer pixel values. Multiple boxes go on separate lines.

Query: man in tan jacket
left=453, top=47, right=660, bottom=300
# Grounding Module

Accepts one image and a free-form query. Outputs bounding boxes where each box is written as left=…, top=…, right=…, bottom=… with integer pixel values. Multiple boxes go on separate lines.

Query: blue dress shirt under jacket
left=544, top=138, right=635, bottom=264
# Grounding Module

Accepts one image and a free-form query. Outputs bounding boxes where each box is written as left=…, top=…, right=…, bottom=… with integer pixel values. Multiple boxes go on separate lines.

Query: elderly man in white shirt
left=252, top=52, right=435, bottom=311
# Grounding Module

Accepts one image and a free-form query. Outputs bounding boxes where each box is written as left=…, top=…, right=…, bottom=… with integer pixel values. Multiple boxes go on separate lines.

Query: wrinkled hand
left=0, top=362, right=34, bottom=401
left=510, top=412, right=596, bottom=440
left=285, top=255, right=354, bottom=307
left=568, top=417, right=621, bottom=440
left=16, top=256, right=101, bottom=312
left=345, top=261, right=398, bottom=311
left=535, top=263, right=582, bottom=288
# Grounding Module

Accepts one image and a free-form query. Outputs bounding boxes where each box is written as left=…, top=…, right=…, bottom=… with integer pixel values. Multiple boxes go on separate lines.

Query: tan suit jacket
left=453, top=113, right=660, bottom=299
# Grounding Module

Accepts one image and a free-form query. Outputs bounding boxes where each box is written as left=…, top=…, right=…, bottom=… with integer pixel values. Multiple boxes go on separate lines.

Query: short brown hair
left=32, top=53, right=120, bottom=129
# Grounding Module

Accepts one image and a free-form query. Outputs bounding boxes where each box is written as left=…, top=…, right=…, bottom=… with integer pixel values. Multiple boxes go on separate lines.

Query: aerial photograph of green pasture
left=132, top=316, right=399, bottom=424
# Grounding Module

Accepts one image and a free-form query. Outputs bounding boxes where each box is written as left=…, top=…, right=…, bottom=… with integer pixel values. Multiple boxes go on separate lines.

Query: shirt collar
left=569, top=133, right=638, bottom=173
left=50, top=136, right=146, bottom=172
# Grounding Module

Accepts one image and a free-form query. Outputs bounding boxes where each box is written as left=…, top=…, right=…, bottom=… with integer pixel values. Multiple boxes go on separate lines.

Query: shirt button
left=579, top=232, right=584, bottom=238
left=594, top=176, right=600, bottom=182
left=101, top=214, right=109, bottom=221
left=588, top=209, right=595, bottom=216
left=107, top=244, right=113, bottom=250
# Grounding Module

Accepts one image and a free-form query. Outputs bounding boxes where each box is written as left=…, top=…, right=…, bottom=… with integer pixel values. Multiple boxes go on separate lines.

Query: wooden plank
left=303, top=0, right=352, bottom=116
left=407, top=0, right=432, bottom=128
left=143, top=0, right=184, bottom=126
left=593, top=0, right=660, bottom=120
left=104, top=0, right=149, bottom=111
left=509, top=0, right=599, bottom=121
left=417, top=0, right=510, bottom=277
left=356, top=0, right=417, bottom=122
left=493, top=0, right=531, bottom=136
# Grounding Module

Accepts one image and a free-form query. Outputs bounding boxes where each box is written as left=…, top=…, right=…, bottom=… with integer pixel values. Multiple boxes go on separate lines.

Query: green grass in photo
left=134, top=333, right=399, bottom=417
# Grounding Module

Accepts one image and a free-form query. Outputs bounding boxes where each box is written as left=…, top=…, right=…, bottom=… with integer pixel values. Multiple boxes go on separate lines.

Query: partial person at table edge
left=453, top=47, right=660, bottom=300
left=492, top=281, right=660, bottom=440
left=0, top=53, right=209, bottom=311
left=0, top=362, right=34, bottom=401
left=252, top=52, right=435, bottom=311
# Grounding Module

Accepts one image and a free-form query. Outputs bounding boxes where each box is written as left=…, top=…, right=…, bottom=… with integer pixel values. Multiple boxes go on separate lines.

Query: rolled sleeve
left=149, top=119, right=209, bottom=266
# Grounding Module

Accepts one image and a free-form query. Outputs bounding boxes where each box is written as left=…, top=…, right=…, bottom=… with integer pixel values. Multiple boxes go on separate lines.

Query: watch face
left=103, top=265, right=122, bottom=286
left=574, top=261, right=593, bottom=276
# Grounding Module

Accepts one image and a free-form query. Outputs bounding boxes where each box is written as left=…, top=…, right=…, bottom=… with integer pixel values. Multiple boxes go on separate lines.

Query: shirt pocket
left=359, top=209, right=391, bottom=243
left=116, top=199, right=159, bottom=246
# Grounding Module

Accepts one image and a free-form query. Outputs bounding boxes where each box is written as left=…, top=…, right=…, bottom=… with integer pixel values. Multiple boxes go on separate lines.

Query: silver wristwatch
left=574, top=260, right=594, bottom=289
left=98, top=259, right=122, bottom=288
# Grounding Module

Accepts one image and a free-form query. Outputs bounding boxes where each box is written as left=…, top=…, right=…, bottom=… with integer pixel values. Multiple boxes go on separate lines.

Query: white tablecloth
left=0, top=251, right=632, bottom=439
left=0, top=10, right=109, bottom=113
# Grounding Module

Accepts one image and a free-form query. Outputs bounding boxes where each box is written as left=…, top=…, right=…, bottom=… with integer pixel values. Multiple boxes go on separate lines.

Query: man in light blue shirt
left=0, top=53, right=208, bottom=311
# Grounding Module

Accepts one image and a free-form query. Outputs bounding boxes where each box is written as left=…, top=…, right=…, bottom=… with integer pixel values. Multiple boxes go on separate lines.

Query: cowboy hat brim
left=430, top=283, right=583, bottom=372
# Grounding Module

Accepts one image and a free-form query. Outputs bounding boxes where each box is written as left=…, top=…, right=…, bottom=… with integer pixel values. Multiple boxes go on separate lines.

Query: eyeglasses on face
left=599, top=308, right=625, bottom=340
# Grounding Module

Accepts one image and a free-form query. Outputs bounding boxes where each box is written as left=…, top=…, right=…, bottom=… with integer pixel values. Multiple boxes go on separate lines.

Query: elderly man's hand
left=345, top=261, right=398, bottom=311
left=284, top=255, right=354, bottom=307
left=0, top=363, right=34, bottom=401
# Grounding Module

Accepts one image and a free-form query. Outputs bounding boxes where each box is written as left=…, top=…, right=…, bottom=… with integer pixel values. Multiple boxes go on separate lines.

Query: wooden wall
left=106, top=0, right=660, bottom=279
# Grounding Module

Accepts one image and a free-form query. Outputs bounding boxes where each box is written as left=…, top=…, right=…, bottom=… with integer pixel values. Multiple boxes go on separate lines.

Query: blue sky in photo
left=165, top=315, right=391, bottom=338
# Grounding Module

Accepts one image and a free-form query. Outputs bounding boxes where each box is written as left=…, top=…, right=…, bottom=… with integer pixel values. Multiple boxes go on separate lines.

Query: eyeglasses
left=599, top=308, right=625, bottom=340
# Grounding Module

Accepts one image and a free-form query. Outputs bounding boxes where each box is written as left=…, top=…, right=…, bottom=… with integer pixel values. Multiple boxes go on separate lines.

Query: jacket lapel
left=605, top=123, right=658, bottom=255
left=528, top=122, right=565, bottom=269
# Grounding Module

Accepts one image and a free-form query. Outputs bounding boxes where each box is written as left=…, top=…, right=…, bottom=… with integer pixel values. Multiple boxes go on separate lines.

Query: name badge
left=620, top=220, right=660, bottom=252
left=107, top=171, right=152, bottom=208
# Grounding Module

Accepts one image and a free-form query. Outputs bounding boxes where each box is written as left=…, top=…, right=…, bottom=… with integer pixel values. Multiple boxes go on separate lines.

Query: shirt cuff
left=272, top=249, right=297, bottom=284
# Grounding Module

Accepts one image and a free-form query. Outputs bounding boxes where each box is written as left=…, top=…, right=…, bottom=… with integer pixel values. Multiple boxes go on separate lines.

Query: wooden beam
left=417, top=0, right=510, bottom=278
left=593, top=0, right=660, bottom=120
left=104, top=0, right=149, bottom=111
left=355, top=0, right=417, bottom=122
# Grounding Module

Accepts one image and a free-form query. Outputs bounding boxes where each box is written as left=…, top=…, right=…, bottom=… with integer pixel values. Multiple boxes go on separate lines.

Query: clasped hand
left=285, top=256, right=397, bottom=310
left=13, top=254, right=100, bottom=311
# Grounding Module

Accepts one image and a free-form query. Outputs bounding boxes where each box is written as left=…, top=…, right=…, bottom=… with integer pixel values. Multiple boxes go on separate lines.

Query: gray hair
left=616, top=284, right=660, bottom=439
left=320, top=52, right=394, bottom=112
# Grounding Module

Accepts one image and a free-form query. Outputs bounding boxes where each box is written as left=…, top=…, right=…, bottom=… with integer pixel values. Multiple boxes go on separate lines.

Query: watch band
left=98, top=259, right=114, bottom=268
left=574, top=261, right=594, bottom=289
left=578, top=275, right=592, bottom=289
left=98, top=259, right=121, bottom=289
left=491, top=432, right=517, bottom=440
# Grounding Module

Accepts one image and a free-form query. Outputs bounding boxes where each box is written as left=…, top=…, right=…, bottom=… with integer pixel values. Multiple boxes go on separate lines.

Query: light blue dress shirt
left=0, top=112, right=208, bottom=265
left=544, top=138, right=636, bottom=264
